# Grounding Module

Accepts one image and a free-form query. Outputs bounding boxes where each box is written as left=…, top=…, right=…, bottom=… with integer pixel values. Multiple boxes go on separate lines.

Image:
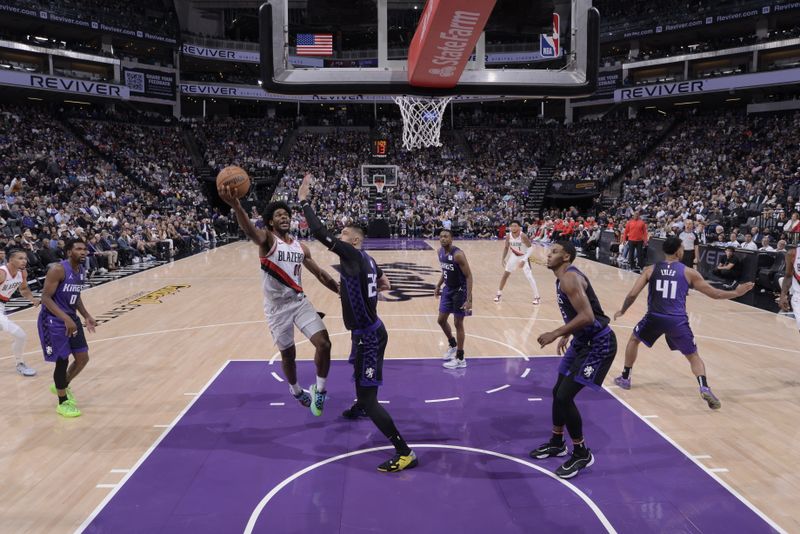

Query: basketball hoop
left=374, top=177, right=386, bottom=194
left=393, top=95, right=453, bottom=150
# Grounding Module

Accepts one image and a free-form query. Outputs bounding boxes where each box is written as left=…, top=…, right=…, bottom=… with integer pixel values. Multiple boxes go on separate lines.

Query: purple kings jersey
left=647, top=261, right=689, bottom=316
left=46, top=260, right=86, bottom=318
left=556, top=266, right=609, bottom=340
left=439, top=246, right=466, bottom=289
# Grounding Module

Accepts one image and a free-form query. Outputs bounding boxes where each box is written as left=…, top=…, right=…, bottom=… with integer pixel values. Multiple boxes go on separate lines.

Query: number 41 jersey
left=647, top=261, right=689, bottom=316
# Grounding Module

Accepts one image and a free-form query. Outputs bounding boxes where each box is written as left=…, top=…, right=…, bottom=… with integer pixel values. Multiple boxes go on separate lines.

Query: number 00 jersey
left=260, top=235, right=304, bottom=304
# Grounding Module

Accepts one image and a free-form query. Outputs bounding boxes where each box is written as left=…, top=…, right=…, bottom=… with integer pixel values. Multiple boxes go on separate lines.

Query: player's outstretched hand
left=217, top=184, right=239, bottom=207
left=85, top=316, right=98, bottom=334
left=734, top=281, right=755, bottom=297
left=613, top=310, right=624, bottom=321
left=298, top=173, right=313, bottom=201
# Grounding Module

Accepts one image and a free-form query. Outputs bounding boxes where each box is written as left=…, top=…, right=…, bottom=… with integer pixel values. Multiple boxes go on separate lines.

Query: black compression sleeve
left=301, top=201, right=361, bottom=261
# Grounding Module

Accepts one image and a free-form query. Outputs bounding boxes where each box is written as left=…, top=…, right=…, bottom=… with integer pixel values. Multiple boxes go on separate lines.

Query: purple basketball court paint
left=81, top=358, right=781, bottom=534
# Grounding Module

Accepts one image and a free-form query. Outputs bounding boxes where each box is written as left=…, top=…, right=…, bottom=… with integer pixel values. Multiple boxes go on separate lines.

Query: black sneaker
left=377, top=450, right=418, bottom=473
left=341, top=403, right=368, bottom=420
left=555, top=450, right=594, bottom=479
left=529, top=440, right=568, bottom=459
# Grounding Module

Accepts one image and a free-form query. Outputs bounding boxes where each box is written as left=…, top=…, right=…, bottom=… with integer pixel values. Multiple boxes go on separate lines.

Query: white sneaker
left=443, top=358, right=467, bottom=369
left=16, top=362, right=36, bottom=377
left=442, top=346, right=457, bottom=360
left=493, top=293, right=502, bottom=302
left=532, top=297, right=541, bottom=305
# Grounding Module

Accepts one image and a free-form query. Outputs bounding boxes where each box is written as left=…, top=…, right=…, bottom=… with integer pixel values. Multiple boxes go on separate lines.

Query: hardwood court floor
left=1, top=240, right=798, bottom=533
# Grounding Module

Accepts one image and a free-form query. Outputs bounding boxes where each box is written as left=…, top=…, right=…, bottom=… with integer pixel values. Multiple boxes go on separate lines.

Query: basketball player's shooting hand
left=217, top=184, right=239, bottom=207
left=298, top=174, right=313, bottom=201
left=537, top=331, right=558, bottom=348
left=734, top=282, right=755, bottom=297
left=85, top=316, right=97, bottom=334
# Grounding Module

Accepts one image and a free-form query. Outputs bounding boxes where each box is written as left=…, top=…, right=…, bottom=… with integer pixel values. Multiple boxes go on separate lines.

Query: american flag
left=296, top=33, right=333, bottom=56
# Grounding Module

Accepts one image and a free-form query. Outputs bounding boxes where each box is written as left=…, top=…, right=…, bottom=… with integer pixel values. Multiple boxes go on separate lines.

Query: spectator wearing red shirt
left=623, top=211, right=648, bottom=271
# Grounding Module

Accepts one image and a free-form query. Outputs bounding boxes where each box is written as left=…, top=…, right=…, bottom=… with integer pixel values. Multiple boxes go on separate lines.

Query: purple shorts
left=559, top=328, right=617, bottom=390
left=633, top=313, right=697, bottom=356
left=439, top=286, right=471, bottom=317
left=349, top=324, right=388, bottom=387
left=38, top=312, right=88, bottom=362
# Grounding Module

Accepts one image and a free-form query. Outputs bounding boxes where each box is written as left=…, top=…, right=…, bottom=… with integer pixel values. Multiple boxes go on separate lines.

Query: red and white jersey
left=508, top=231, right=528, bottom=257
left=260, top=234, right=304, bottom=304
left=792, top=251, right=800, bottom=295
left=0, top=265, right=23, bottom=310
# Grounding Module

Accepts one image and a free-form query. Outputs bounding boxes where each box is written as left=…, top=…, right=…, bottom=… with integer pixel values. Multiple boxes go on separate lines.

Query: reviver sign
left=0, top=71, right=129, bottom=99
left=614, top=68, right=800, bottom=102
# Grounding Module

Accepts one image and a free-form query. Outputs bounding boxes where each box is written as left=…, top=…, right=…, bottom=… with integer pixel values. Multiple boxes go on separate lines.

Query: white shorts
left=792, top=293, right=800, bottom=331
left=265, top=295, right=326, bottom=351
left=505, top=255, right=531, bottom=273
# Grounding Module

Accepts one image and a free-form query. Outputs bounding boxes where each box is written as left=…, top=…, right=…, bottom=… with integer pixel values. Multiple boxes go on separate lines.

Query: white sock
left=288, top=383, right=302, bottom=396
left=523, top=268, right=539, bottom=299
left=496, top=290, right=502, bottom=295
left=316, top=376, right=327, bottom=393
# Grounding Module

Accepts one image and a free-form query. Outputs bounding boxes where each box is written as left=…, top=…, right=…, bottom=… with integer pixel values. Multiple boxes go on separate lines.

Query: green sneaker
left=50, top=384, right=76, bottom=402
left=56, top=400, right=81, bottom=418
left=309, top=384, right=327, bottom=417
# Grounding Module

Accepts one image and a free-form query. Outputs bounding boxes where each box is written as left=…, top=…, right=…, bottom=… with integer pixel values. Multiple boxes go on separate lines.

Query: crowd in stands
left=12, top=0, right=178, bottom=37
left=0, top=103, right=218, bottom=282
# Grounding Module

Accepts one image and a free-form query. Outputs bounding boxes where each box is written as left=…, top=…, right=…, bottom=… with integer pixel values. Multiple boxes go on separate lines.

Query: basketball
left=216, top=166, right=250, bottom=198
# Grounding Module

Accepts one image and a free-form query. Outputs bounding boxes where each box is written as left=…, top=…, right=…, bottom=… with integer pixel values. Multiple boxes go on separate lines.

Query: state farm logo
left=429, top=66, right=456, bottom=77
left=430, top=10, right=481, bottom=78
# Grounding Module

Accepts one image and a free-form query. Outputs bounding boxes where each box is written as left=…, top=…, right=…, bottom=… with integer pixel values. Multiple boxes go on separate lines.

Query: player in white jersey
left=2, top=249, right=41, bottom=376
left=779, top=247, right=800, bottom=332
left=219, top=186, right=339, bottom=416
left=495, top=221, right=541, bottom=304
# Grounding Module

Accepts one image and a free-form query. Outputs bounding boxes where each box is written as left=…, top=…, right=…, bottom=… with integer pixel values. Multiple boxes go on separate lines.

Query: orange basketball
left=216, top=165, right=251, bottom=198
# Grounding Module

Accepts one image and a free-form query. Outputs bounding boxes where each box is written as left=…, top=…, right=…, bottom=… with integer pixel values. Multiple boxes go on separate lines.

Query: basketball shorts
left=38, top=312, right=88, bottom=362
left=439, top=286, right=471, bottom=317
left=349, top=322, right=388, bottom=388
left=559, top=328, right=617, bottom=390
left=505, top=254, right=531, bottom=273
left=633, top=313, right=697, bottom=356
left=265, top=295, right=326, bottom=351
left=792, top=293, right=800, bottom=331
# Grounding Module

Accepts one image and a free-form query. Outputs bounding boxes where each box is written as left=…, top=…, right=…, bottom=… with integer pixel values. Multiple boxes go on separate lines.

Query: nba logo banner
left=540, top=13, right=560, bottom=58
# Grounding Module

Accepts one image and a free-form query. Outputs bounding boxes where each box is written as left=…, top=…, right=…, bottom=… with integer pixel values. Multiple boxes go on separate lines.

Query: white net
left=392, top=95, right=454, bottom=150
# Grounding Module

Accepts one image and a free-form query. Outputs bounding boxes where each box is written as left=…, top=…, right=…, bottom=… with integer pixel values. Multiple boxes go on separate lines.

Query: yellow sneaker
left=377, top=450, right=418, bottom=473
left=56, top=400, right=81, bottom=418
left=50, top=384, right=76, bottom=402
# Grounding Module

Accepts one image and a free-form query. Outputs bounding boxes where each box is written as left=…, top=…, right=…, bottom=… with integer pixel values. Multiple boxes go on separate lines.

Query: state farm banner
left=614, top=67, right=800, bottom=102
left=122, top=67, right=176, bottom=100
left=0, top=71, right=129, bottom=99
left=0, top=2, right=176, bottom=44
